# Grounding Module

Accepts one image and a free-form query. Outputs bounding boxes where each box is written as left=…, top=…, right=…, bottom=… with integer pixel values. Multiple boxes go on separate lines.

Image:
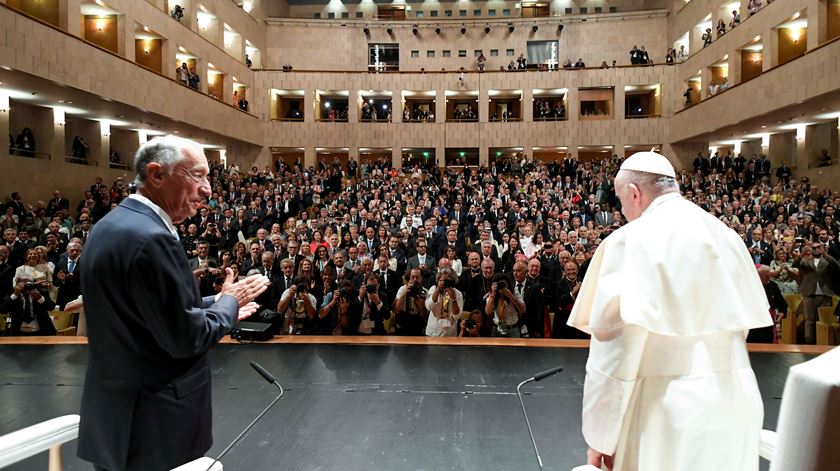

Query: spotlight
left=460, top=25, right=466, bottom=34
left=484, top=25, right=491, bottom=34
left=508, top=23, right=515, bottom=33
left=363, top=27, right=370, bottom=35
left=386, top=27, right=393, bottom=35
left=435, top=27, right=441, bottom=35
left=412, top=25, right=418, bottom=35
left=532, top=24, right=539, bottom=33
left=557, top=24, right=564, bottom=33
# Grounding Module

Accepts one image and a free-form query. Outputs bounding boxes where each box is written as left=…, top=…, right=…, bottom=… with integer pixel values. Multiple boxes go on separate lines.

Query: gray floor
left=0, top=343, right=810, bottom=470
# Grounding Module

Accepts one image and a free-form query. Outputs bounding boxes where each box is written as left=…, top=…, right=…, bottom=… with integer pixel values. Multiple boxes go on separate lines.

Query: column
left=763, top=28, right=778, bottom=70
left=391, top=147, right=401, bottom=169
left=522, top=88, right=533, bottom=122
left=50, top=108, right=64, bottom=164
left=808, top=0, right=826, bottom=48
left=435, top=143, right=445, bottom=169
left=60, top=0, right=82, bottom=37
left=566, top=87, right=579, bottom=123
left=118, top=14, right=130, bottom=59
left=478, top=89, right=489, bottom=123
left=304, top=147, right=316, bottom=169
left=99, top=121, right=111, bottom=168
left=700, top=67, right=713, bottom=100
left=305, top=91, right=315, bottom=123
left=436, top=90, right=446, bottom=123
left=479, top=146, right=488, bottom=167
left=0, top=95, right=9, bottom=158
left=348, top=90, right=359, bottom=123
left=614, top=86, right=625, bottom=120
left=729, top=47, right=742, bottom=84
left=392, top=90, right=402, bottom=123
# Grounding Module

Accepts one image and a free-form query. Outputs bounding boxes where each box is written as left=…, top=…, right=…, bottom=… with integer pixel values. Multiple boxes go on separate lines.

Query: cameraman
left=459, top=310, right=486, bottom=337
left=425, top=267, right=463, bottom=337
left=276, top=276, right=317, bottom=334
left=318, top=280, right=361, bottom=335
left=354, top=273, right=389, bottom=335
left=484, top=270, right=525, bottom=338
left=1, top=276, right=56, bottom=336
left=393, top=268, right=428, bottom=336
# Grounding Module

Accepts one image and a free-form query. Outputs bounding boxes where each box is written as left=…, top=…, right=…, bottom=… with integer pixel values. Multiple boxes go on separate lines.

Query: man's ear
left=144, top=162, right=165, bottom=188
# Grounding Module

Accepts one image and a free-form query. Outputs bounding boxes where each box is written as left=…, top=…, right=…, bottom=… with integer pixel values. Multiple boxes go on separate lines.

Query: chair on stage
left=780, top=294, right=803, bottom=344
left=815, top=295, right=839, bottom=346
left=759, top=346, right=840, bottom=470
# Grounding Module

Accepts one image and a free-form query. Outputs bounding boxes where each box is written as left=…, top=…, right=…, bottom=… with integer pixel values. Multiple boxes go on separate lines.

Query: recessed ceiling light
left=761, top=125, right=766, bottom=128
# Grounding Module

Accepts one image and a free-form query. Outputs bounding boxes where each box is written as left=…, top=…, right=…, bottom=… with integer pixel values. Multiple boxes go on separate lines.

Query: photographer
left=392, top=268, right=428, bottom=336
left=425, top=267, right=463, bottom=337
left=1, top=276, right=56, bottom=336
left=484, top=269, right=526, bottom=338
left=459, top=310, right=486, bottom=337
left=353, top=273, right=389, bottom=335
left=318, top=280, right=361, bottom=335
left=276, top=276, right=317, bottom=334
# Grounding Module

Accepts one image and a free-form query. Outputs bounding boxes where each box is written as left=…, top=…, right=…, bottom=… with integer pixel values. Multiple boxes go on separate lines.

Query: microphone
left=517, top=366, right=564, bottom=471
left=204, top=362, right=284, bottom=471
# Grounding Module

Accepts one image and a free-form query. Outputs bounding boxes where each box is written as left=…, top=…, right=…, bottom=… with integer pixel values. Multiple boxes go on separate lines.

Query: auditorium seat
left=815, top=296, right=839, bottom=346
left=780, top=294, right=803, bottom=344
left=760, top=346, right=840, bottom=470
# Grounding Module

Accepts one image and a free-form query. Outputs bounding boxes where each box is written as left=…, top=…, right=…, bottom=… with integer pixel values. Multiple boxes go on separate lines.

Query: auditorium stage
left=0, top=338, right=824, bottom=471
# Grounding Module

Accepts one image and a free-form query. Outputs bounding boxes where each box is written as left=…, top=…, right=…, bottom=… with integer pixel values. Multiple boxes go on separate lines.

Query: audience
left=2, top=138, right=838, bottom=343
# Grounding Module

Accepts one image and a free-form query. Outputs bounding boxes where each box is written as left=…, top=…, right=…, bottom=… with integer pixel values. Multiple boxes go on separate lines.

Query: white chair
left=760, top=346, right=840, bottom=470
left=0, top=414, right=80, bottom=471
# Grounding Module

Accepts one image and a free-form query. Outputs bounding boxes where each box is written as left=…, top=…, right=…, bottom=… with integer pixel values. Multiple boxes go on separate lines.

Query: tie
left=381, top=271, right=388, bottom=286
left=22, top=296, right=34, bottom=323
left=285, top=277, right=291, bottom=290
left=68, top=259, right=75, bottom=273
left=517, top=283, right=524, bottom=294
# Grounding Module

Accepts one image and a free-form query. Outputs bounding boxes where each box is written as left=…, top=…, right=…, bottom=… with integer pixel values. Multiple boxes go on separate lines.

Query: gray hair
left=134, top=135, right=202, bottom=188
left=615, top=170, right=679, bottom=198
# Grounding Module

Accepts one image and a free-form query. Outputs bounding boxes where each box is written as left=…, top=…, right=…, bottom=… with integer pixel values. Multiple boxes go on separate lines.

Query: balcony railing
left=9, top=150, right=51, bottom=160
left=65, top=156, right=98, bottom=166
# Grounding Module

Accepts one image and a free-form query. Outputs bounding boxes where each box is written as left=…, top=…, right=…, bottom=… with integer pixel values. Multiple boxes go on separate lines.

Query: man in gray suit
left=405, top=239, right=437, bottom=288
left=793, top=242, right=840, bottom=344
left=78, top=136, right=269, bottom=471
left=592, top=205, right=613, bottom=227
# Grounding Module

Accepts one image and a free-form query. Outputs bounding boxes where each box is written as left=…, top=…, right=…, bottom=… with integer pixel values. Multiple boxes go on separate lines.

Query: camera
left=23, top=282, right=39, bottom=291
left=407, top=283, right=426, bottom=297
left=465, top=319, right=476, bottom=330
left=339, top=286, right=356, bottom=300
left=495, top=280, right=508, bottom=291
left=365, top=284, right=378, bottom=293
left=295, top=283, right=308, bottom=293
left=442, top=278, right=457, bottom=289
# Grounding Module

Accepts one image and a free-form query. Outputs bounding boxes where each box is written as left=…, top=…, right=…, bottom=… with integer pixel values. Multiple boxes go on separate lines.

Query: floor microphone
left=204, top=362, right=285, bottom=471
left=517, top=366, right=564, bottom=471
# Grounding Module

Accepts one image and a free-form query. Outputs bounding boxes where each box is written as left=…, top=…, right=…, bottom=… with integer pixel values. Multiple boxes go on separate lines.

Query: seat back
left=769, top=347, right=840, bottom=471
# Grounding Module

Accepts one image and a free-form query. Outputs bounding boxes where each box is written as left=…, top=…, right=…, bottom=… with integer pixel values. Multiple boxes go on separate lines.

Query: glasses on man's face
left=178, top=168, right=209, bottom=184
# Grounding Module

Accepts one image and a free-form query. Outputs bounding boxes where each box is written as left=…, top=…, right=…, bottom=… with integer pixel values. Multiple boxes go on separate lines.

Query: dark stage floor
left=0, top=344, right=811, bottom=470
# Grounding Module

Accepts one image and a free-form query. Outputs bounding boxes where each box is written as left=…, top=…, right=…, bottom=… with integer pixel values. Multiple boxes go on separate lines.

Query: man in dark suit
left=0, top=245, right=14, bottom=300
left=77, top=136, right=268, bottom=471
left=746, top=228, right=773, bottom=266
left=52, top=241, right=82, bottom=310
left=793, top=242, right=840, bottom=344
left=0, top=276, right=56, bottom=335
left=553, top=261, right=585, bottom=339
left=46, top=190, right=70, bottom=217
left=405, top=240, right=437, bottom=288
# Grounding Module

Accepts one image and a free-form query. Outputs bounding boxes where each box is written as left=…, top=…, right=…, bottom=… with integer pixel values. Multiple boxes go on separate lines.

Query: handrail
left=109, top=161, right=130, bottom=170
left=808, top=159, right=836, bottom=169
left=533, top=117, right=568, bottom=122
left=9, top=150, right=51, bottom=160
left=625, top=114, right=662, bottom=119
left=270, top=117, right=306, bottom=122
left=0, top=414, right=80, bottom=470
left=446, top=118, right=480, bottom=123
left=260, top=62, right=673, bottom=75
left=65, top=156, right=98, bottom=166
left=1, top=3, right=256, bottom=119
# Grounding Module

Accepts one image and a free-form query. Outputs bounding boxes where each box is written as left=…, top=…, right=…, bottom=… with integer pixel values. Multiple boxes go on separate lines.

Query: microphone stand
left=517, top=366, right=564, bottom=471
left=204, top=362, right=284, bottom=471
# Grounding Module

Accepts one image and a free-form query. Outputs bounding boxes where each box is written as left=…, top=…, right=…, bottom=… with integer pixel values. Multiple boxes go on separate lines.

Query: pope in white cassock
left=568, top=152, right=773, bottom=471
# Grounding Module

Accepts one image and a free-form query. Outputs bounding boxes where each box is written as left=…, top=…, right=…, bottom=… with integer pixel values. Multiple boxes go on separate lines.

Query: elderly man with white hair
left=568, top=151, right=772, bottom=471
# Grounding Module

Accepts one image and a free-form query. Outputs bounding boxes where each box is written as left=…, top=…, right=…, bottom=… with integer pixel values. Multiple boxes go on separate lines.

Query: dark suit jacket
left=521, top=278, right=546, bottom=338
left=0, top=292, right=56, bottom=335
left=77, top=197, right=239, bottom=471
left=793, top=255, right=840, bottom=296
left=406, top=254, right=437, bottom=288
left=52, top=255, right=82, bottom=309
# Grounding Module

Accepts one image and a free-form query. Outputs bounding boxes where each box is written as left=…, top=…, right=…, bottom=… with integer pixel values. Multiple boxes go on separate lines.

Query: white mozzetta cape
left=568, top=193, right=772, bottom=471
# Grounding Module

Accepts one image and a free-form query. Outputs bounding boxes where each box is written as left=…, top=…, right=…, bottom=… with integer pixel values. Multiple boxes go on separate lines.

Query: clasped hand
left=219, top=268, right=270, bottom=320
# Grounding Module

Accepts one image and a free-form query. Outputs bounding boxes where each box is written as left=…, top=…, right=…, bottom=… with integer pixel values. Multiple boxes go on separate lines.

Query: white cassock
left=568, top=192, right=772, bottom=471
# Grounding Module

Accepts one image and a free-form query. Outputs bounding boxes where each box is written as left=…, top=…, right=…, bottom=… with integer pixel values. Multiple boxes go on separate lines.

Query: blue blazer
left=77, top=197, right=239, bottom=471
